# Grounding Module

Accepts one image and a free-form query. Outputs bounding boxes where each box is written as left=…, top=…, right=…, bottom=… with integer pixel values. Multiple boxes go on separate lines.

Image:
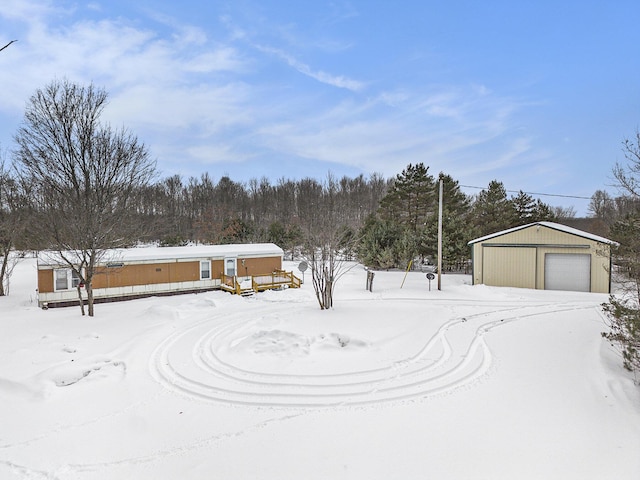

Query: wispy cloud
left=255, top=44, right=365, bottom=91
left=0, top=0, right=538, bottom=190
left=254, top=85, right=530, bottom=180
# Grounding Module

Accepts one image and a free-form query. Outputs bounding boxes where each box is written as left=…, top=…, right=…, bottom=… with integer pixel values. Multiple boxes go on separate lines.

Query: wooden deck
left=220, top=270, right=301, bottom=295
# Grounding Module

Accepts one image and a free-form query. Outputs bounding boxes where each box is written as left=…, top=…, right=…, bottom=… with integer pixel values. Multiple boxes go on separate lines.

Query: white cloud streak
left=254, top=44, right=365, bottom=91
left=0, top=0, right=538, bottom=187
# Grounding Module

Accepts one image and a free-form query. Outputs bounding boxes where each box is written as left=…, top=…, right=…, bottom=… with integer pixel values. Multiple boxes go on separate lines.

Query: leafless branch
left=0, top=40, right=17, bottom=53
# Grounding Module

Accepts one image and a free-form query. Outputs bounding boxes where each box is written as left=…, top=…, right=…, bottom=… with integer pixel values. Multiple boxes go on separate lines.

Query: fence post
left=366, top=270, right=375, bottom=292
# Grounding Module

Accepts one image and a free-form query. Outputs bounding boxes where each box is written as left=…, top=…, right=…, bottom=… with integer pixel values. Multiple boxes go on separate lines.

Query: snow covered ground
left=1, top=256, right=639, bottom=479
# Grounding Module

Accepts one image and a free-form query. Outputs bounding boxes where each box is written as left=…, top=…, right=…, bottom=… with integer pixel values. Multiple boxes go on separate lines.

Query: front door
left=224, top=258, right=237, bottom=277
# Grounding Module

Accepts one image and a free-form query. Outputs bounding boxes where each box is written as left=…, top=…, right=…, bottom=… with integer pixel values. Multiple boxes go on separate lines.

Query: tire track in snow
left=149, top=301, right=597, bottom=408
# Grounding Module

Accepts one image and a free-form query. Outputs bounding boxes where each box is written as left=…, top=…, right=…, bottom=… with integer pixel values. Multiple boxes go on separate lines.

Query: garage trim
left=481, top=243, right=590, bottom=249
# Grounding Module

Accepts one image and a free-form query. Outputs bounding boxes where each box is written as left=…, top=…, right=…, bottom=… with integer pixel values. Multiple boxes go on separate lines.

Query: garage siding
left=482, top=246, right=536, bottom=289
left=469, top=223, right=615, bottom=294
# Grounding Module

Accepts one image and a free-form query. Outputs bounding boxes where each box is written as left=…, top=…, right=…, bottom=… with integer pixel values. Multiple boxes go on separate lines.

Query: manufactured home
left=37, top=243, right=301, bottom=308
left=468, top=222, right=618, bottom=293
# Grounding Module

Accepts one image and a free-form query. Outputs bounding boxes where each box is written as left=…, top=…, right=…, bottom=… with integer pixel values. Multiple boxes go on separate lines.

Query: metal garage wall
left=482, top=246, right=536, bottom=289
left=544, top=253, right=591, bottom=292
left=470, top=223, right=615, bottom=293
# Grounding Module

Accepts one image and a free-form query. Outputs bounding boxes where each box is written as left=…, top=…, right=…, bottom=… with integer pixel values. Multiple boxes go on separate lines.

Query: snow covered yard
left=1, top=257, right=639, bottom=480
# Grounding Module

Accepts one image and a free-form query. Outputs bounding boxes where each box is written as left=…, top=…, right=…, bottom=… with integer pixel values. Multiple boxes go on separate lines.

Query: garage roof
left=468, top=221, right=619, bottom=246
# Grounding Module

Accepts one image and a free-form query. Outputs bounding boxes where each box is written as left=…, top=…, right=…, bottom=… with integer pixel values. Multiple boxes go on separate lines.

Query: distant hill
left=560, top=217, right=610, bottom=239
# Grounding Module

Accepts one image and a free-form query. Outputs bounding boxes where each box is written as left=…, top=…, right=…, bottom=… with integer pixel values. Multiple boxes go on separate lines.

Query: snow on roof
left=38, top=243, right=284, bottom=266
left=467, top=221, right=619, bottom=246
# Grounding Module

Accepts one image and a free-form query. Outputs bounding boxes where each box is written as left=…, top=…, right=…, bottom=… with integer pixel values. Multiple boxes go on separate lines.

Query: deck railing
left=220, top=273, right=242, bottom=294
left=252, top=270, right=301, bottom=291
left=220, top=270, right=301, bottom=295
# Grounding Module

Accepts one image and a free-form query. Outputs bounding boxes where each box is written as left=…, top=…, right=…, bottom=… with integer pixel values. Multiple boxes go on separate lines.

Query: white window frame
left=224, top=258, right=236, bottom=277
left=54, top=268, right=82, bottom=291
left=200, top=260, right=211, bottom=280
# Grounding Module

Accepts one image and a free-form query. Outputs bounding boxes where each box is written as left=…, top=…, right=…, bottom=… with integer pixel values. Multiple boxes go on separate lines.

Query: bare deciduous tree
left=303, top=228, right=357, bottom=310
left=0, top=159, right=25, bottom=295
left=614, top=131, right=640, bottom=198
left=301, top=180, right=358, bottom=310
left=13, top=79, right=156, bottom=316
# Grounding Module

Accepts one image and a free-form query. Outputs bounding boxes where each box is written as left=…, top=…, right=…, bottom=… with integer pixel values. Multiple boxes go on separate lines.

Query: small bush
left=602, top=295, right=640, bottom=375
left=160, top=235, right=188, bottom=247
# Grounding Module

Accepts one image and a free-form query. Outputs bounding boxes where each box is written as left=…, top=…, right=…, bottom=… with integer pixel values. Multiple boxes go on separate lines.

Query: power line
left=459, top=184, right=592, bottom=201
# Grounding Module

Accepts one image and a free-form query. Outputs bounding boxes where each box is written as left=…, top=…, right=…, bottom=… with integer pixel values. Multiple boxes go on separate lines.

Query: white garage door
left=544, top=253, right=591, bottom=292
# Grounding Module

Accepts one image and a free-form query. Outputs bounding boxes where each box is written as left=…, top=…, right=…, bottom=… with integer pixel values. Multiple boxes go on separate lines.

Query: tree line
left=0, top=80, right=636, bottom=305
left=131, top=171, right=389, bottom=254
left=0, top=78, right=594, bottom=302
left=2, top=78, right=639, bottom=380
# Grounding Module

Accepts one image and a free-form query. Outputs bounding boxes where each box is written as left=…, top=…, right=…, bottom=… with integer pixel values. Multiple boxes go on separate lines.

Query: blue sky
left=1, top=0, right=639, bottom=215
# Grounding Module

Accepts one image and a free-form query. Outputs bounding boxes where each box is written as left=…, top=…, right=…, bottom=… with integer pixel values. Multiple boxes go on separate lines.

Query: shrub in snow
left=602, top=296, right=640, bottom=378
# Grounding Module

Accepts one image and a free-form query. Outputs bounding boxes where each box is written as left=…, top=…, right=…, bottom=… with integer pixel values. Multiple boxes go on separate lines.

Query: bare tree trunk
left=13, top=79, right=156, bottom=316
left=0, top=243, right=9, bottom=296
left=86, top=283, right=95, bottom=317
left=305, top=229, right=356, bottom=310
left=76, top=284, right=86, bottom=315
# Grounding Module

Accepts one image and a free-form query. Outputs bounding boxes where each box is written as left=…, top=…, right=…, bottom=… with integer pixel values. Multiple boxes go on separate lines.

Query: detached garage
left=468, top=221, right=618, bottom=293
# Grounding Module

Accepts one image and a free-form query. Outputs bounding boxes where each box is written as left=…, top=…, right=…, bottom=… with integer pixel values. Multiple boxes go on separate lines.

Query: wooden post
left=401, top=260, right=413, bottom=288
left=366, top=270, right=375, bottom=292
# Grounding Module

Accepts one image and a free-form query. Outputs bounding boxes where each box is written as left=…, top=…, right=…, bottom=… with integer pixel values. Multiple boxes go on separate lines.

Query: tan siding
left=472, top=243, right=483, bottom=285
left=482, top=246, right=536, bottom=288
left=482, top=225, right=590, bottom=246
left=211, top=259, right=224, bottom=279
left=169, top=261, right=200, bottom=282
left=93, top=261, right=200, bottom=288
left=237, top=256, right=282, bottom=277
left=591, top=244, right=612, bottom=293
left=471, top=224, right=613, bottom=293
left=38, top=269, right=54, bottom=293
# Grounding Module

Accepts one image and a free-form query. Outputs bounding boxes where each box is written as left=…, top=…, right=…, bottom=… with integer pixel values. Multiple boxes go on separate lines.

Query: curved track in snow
left=149, top=300, right=595, bottom=408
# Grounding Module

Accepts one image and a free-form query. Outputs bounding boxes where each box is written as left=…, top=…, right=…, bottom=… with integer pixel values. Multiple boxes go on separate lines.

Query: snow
left=1, top=257, right=639, bottom=479
left=37, top=243, right=284, bottom=266
left=468, top=221, right=618, bottom=245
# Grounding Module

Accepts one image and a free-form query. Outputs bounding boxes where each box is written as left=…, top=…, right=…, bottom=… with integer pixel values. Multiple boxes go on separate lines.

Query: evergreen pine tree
left=470, top=180, right=516, bottom=237
left=378, top=163, right=435, bottom=234
left=511, top=190, right=536, bottom=225
left=422, top=173, right=473, bottom=270
left=531, top=199, right=557, bottom=222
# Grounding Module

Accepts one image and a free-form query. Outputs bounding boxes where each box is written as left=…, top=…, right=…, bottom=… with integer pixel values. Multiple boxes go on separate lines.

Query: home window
left=55, top=269, right=69, bottom=290
left=54, top=269, right=82, bottom=291
left=71, top=270, right=81, bottom=288
left=200, top=260, right=211, bottom=280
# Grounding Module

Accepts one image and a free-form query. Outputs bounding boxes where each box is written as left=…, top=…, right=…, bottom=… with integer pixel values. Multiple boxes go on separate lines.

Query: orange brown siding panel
left=38, top=269, right=54, bottom=293
left=240, top=257, right=282, bottom=276
left=211, top=259, right=224, bottom=279
left=168, top=262, right=200, bottom=282
left=92, top=261, right=200, bottom=288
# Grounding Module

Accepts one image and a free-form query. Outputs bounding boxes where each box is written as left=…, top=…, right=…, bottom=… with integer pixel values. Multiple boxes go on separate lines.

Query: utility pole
left=437, top=177, right=443, bottom=290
